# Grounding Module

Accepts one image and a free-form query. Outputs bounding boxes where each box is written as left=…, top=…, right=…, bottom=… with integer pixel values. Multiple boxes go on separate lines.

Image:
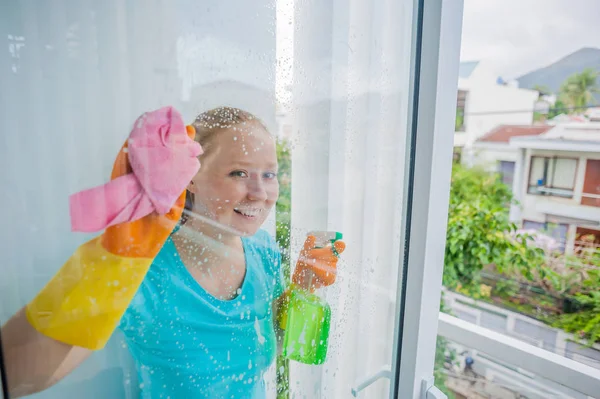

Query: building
left=471, top=125, right=553, bottom=187
left=510, top=123, right=600, bottom=253
left=454, top=61, right=539, bottom=165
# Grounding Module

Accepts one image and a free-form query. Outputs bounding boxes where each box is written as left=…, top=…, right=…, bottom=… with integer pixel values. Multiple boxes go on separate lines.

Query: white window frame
left=391, top=0, right=464, bottom=398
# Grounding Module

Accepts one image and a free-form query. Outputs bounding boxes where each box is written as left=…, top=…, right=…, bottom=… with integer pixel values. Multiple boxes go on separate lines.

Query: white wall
left=464, top=84, right=538, bottom=146
left=454, top=62, right=538, bottom=152
left=471, top=143, right=518, bottom=172
left=0, top=1, right=276, bottom=398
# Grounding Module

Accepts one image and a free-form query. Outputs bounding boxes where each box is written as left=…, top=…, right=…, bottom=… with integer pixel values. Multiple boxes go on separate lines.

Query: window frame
left=498, top=160, right=516, bottom=187
left=391, top=0, right=464, bottom=398
left=526, top=155, right=579, bottom=198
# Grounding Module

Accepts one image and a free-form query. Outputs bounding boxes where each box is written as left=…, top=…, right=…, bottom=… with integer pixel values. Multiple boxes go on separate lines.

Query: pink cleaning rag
left=69, top=106, right=203, bottom=233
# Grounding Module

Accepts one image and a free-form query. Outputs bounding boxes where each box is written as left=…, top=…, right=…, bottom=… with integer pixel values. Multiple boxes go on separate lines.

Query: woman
left=1, top=107, right=345, bottom=398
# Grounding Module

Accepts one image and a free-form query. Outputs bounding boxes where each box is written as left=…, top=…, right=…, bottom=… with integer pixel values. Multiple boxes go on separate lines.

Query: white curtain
left=289, top=0, right=415, bottom=397
left=0, top=1, right=276, bottom=397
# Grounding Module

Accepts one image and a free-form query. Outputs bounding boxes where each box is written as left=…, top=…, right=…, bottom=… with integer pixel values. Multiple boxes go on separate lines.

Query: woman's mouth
left=233, top=208, right=263, bottom=219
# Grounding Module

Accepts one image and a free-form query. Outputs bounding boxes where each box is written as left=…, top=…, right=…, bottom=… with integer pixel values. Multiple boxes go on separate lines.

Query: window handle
left=421, top=377, right=448, bottom=399
left=350, top=365, right=391, bottom=397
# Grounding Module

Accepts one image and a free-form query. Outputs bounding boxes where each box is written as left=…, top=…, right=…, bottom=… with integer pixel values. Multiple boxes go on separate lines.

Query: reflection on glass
left=436, top=337, right=598, bottom=399
left=1, top=107, right=345, bottom=398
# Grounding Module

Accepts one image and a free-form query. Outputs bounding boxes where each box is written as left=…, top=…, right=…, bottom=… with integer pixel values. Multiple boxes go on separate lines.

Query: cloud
left=460, top=0, right=600, bottom=78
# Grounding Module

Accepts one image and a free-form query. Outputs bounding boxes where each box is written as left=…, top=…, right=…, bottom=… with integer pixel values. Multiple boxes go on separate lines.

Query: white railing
left=438, top=312, right=600, bottom=398
left=582, top=192, right=600, bottom=200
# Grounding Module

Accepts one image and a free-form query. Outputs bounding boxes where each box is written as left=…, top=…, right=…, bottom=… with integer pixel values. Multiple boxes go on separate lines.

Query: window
left=581, top=159, right=600, bottom=207
left=497, top=160, right=515, bottom=187
left=523, top=220, right=568, bottom=253
left=527, top=156, right=577, bottom=198
left=455, top=89, right=467, bottom=132
left=0, top=2, right=462, bottom=399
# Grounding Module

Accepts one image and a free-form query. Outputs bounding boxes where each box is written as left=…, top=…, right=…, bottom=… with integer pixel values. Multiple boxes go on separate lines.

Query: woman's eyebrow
left=229, top=161, right=278, bottom=169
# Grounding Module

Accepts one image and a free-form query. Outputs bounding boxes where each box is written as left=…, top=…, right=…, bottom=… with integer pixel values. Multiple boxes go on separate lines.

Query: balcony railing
left=582, top=192, right=600, bottom=208
left=438, top=312, right=600, bottom=398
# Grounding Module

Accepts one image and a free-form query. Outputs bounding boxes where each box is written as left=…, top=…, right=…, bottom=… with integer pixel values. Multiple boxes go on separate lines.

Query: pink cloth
left=69, top=106, right=203, bottom=232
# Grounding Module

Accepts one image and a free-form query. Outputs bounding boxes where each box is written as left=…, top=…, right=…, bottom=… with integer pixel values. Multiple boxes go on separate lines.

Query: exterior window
left=581, top=159, right=600, bottom=207
left=523, top=220, right=569, bottom=253
left=575, top=227, right=600, bottom=247
left=527, top=156, right=577, bottom=198
left=455, top=89, right=467, bottom=132
left=498, top=160, right=515, bottom=187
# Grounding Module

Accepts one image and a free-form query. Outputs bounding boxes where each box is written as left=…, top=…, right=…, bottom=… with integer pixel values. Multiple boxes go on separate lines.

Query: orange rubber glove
left=292, top=235, right=346, bottom=292
left=277, top=235, right=346, bottom=330
left=26, top=126, right=196, bottom=350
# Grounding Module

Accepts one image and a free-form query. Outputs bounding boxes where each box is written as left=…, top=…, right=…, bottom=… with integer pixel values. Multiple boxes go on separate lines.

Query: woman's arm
left=2, top=307, right=91, bottom=398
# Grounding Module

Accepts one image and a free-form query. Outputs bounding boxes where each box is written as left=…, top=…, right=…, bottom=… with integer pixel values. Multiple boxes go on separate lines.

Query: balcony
left=439, top=313, right=600, bottom=398
left=533, top=195, right=600, bottom=226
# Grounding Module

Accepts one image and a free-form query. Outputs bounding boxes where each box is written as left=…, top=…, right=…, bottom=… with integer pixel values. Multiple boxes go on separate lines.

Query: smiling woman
left=185, top=107, right=280, bottom=236
left=1, top=104, right=345, bottom=399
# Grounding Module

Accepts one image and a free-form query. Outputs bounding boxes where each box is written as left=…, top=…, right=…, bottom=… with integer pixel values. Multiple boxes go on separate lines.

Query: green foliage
left=275, top=138, right=292, bottom=272
left=553, top=294, right=600, bottom=346
left=559, top=68, right=600, bottom=111
left=435, top=295, right=457, bottom=399
left=532, top=84, right=551, bottom=97
left=547, top=99, right=566, bottom=119
left=455, top=108, right=465, bottom=131
left=444, top=165, right=545, bottom=293
left=275, top=138, right=292, bottom=399
left=434, top=336, right=456, bottom=399
left=550, top=242, right=600, bottom=344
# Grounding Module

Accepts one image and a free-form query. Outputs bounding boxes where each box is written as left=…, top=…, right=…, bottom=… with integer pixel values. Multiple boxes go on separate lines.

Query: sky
left=460, top=0, right=600, bottom=79
left=275, top=0, right=600, bottom=101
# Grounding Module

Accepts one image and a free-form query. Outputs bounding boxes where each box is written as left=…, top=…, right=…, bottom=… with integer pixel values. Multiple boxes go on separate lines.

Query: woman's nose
left=247, top=177, right=268, bottom=201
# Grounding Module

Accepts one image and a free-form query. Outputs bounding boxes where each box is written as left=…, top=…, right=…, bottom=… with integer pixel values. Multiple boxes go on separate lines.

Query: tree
left=532, top=84, right=551, bottom=98
left=559, top=68, right=600, bottom=112
left=547, top=98, right=566, bottom=119
left=444, top=165, right=545, bottom=292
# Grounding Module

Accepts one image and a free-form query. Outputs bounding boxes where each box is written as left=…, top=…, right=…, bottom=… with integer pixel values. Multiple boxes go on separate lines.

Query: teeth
left=235, top=208, right=262, bottom=217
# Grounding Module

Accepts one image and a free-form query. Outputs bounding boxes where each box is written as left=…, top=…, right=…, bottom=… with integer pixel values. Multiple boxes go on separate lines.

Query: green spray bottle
left=281, top=231, right=343, bottom=365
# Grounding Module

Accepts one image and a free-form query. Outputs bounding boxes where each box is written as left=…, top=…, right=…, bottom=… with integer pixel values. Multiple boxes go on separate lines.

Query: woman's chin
left=230, top=217, right=265, bottom=237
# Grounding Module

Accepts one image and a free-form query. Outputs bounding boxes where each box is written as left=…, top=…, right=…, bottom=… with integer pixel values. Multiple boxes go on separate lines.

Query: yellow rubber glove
left=26, top=126, right=196, bottom=350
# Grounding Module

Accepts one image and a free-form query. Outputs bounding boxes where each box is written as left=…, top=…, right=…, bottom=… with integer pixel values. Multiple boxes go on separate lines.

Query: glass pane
left=550, top=158, right=577, bottom=190
left=0, top=1, right=416, bottom=398
left=435, top=337, right=599, bottom=399
left=528, top=157, right=545, bottom=187
left=498, top=161, right=515, bottom=187
left=447, top=0, right=600, bottom=397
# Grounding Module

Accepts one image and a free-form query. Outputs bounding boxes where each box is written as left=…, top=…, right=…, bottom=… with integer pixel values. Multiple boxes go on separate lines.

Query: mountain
left=517, top=47, right=600, bottom=102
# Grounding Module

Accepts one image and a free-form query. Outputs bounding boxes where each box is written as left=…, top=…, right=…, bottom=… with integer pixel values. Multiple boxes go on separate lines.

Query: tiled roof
left=477, top=125, right=553, bottom=143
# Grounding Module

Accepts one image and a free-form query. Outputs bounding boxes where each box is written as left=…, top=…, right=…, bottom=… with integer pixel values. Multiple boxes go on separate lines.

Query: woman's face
left=188, top=122, right=279, bottom=236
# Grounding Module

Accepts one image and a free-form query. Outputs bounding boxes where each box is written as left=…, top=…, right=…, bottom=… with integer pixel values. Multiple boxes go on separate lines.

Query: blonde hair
left=191, top=106, right=267, bottom=154
left=181, top=106, right=268, bottom=224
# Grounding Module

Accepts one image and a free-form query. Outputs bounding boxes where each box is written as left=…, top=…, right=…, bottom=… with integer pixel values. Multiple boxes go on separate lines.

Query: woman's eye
left=230, top=171, right=248, bottom=178
left=264, top=172, right=278, bottom=180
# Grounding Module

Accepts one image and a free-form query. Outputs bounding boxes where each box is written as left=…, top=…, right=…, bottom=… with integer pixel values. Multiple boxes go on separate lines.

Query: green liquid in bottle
left=282, top=287, right=331, bottom=365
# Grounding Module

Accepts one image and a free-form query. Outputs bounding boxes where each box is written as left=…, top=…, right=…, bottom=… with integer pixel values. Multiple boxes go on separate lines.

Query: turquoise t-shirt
left=119, top=229, right=284, bottom=398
